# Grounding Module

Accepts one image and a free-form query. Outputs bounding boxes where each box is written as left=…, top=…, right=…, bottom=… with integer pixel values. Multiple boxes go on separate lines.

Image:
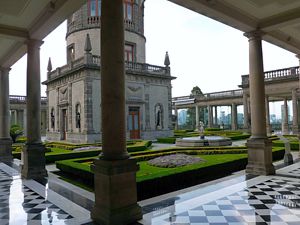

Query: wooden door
left=128, top=107, right=140, bottom=139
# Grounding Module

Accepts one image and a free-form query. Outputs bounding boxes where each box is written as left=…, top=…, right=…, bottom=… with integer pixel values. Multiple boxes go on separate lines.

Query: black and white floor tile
left=0, top=163, right=90, bottom=225
left=140, top=163, right=300, bottom=225
left=1, top=160, right=300, bottom=225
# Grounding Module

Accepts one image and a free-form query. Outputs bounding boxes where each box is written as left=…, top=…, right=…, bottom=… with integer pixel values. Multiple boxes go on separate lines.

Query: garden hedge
left=55, top=146, right=285, bottom=199
left=12, top=140, right=152, bottom=163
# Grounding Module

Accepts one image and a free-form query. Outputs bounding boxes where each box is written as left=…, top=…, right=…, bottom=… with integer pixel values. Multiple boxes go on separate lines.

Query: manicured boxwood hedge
left=272, top=140, right=299, bottom=150
left=157, top=132, right=250, bottom=144
left=205, top=128, right=222, bottom=131
left=55, top=146, right=285, bottom=199
left=12, top=140, right=152, bottom=163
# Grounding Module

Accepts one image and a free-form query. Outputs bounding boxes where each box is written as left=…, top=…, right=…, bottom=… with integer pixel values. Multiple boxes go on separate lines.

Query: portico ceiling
left=0, top=0, right=85, bottom=68
left=169, top=0, right=300, bottom=55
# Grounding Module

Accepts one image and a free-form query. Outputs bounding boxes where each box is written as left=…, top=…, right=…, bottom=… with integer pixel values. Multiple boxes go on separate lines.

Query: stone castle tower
left=66, top=0, right=145, bottom=63
left=44, top=0, right=175, bottom=143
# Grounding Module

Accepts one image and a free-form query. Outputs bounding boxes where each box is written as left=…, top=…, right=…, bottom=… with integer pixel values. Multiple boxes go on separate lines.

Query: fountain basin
left=175, top=136, right=232, bottom=147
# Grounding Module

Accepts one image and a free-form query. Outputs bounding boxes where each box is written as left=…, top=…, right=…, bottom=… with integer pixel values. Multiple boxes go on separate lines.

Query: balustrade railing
left=47, top=55, right=170, bottom=81
left=9, top=95, right=47, bottom=104
left=205, top=89, right=243, bottom=99
left=172, top=89, right=244, bottom=105
left=241, top=66, right=299, bottom=86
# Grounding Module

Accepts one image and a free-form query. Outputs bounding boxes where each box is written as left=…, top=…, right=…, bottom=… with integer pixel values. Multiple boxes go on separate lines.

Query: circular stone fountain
left=175, top=136, right=232, bottom=147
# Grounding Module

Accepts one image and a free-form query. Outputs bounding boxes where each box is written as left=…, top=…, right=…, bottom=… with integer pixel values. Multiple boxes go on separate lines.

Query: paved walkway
left=0, top=151, right=299, bottom=224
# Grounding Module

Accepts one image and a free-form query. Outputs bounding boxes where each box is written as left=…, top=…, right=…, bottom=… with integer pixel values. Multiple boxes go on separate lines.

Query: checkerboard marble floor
left=0, top=163, right=91, bottom=225
left=139, top=162, right=300, bottom=225
left=1, top=160, right=299, bottom=225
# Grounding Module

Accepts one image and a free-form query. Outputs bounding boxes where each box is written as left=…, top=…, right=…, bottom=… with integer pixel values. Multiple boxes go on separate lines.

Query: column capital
left=295, top=54, right=300, bottom=60
left=243, top=30, right=264, bottom=40
left=26, top=39, right=44, bottom=49
left=0, top=67, right=11, bottom=74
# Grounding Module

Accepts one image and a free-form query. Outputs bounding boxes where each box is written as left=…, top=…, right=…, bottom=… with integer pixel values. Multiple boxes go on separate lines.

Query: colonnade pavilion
left=1, top=0, right=300, bottom=224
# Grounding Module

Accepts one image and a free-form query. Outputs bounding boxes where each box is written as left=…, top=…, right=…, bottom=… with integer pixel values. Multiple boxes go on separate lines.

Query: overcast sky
left=9, top=0, right=298, bottom=99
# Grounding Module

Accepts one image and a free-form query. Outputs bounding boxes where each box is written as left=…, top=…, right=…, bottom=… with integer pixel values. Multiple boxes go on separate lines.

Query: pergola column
left=231, top=103, right=237, bottom=130
left=174, top=106, right=178, bottom=130
left=244, top=31, right=275, bottom=175
left=207, top=105, right=213, bottom=128
left=195, top=105, right=199, bottom=130
left=23, top=109, right=27, bottom=136
left=265, top=96, right=272, bottom=135
left=282, top=98, right=289, bottom=135
left=214, top=106, right=218, bottom=126
left=91, top=0, right=142, bottom=224
left=0, top=67, right=12, bottom=161
left=292, top=89, right=299, bottom=134
left=21, top=39, right=47, bottom=180
left=243, top=93, right=249, bottom=130
left=296, top=54, right=300, bottom=157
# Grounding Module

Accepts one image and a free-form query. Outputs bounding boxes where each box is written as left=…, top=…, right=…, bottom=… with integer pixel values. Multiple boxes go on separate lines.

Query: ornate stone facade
left=43, top=0, right=175, bottom=143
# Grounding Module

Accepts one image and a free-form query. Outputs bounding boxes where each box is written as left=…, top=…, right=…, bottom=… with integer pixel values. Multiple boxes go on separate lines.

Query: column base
left=246, top=138, right=275, bottom=175
left=266, top=124, right=272, bottom=136
left=284, top=153, right=294, bottom=165
left=0, top=138, right=12, bottom=162
left=282, top=124, right=289, bottom=135
left=292, top=125, right=299, bottom=135
left=91, top=158, right=142, bottom=225
left=21, top=143, right=47, bottom=180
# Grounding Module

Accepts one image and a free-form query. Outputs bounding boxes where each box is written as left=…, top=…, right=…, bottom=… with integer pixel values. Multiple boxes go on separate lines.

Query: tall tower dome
left=66, top=0, right=146, bottom=63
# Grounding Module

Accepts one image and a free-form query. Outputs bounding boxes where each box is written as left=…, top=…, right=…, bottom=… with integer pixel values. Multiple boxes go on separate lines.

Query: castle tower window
left=125, top=44, right=134, bottom=62
left=67, top=44, right=75, bottom=62
left=124, top=0, right=133, bottom=21
left=88, top=0, right=101, bottom=17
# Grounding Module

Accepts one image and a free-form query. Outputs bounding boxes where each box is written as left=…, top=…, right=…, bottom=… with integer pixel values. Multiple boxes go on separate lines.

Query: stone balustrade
left=9, top=95, right=47, bottom=104
left=241, top=66, right=299, bottom=86
left=172, top=89, right=243, bottom=106
left=67, top=9, right=144, bottom=37
left=47, top=55, right=170, bottom=81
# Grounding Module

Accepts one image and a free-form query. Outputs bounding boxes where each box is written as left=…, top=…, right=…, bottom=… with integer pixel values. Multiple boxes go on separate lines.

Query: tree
left=190, top=86, right=204, bottom=97
left=10, top=124, right=23, bottom=143
left=186, top=86, right=205, bottom=129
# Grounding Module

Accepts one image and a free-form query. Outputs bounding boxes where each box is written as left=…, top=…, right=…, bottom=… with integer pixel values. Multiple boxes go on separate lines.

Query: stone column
left=23, top=109, right=27, bottom=136
left=231, top=103, right=237, bottom=130
left=195, top=105, right=199, bottom=130
left=243, top=93, right=249, bottom=130
left=174, top=106, right=178, bottom=130
left=91, top=0, right=142, bottom=224
left=207, top=105, right=213, bottom=128
left=292, top=89, right=299, bottom=134
left=0, top=67, right=12, bottom=161
left=295, top=54, right=300, bottom=157
left=282, top=98, right=289, bottom=135
left=21, top=39, right=47, bottom=180
left=214, top=106, right=218, bottom=126
left=244, top=31, right=275, bottom=175
left=265, top=96, right=272, bottom=135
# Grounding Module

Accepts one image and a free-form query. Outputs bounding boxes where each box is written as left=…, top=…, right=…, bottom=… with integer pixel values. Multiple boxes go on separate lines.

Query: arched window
left=50, top=108, right=55, bottom=129
left=75, top=104, right=81, bottom=129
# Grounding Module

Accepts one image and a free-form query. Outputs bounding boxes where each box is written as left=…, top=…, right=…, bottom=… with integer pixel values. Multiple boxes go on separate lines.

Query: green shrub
left=10, top=125, right=23, bottom=143
left=127, top=140, right=152, bottom=152
left=272, top=140, right=299, bottom=150
left=156, top=137, right=176, bottom=144
left=16, top=136, right=27, bottom=143
left=205, top=128, right=221, bottom=131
